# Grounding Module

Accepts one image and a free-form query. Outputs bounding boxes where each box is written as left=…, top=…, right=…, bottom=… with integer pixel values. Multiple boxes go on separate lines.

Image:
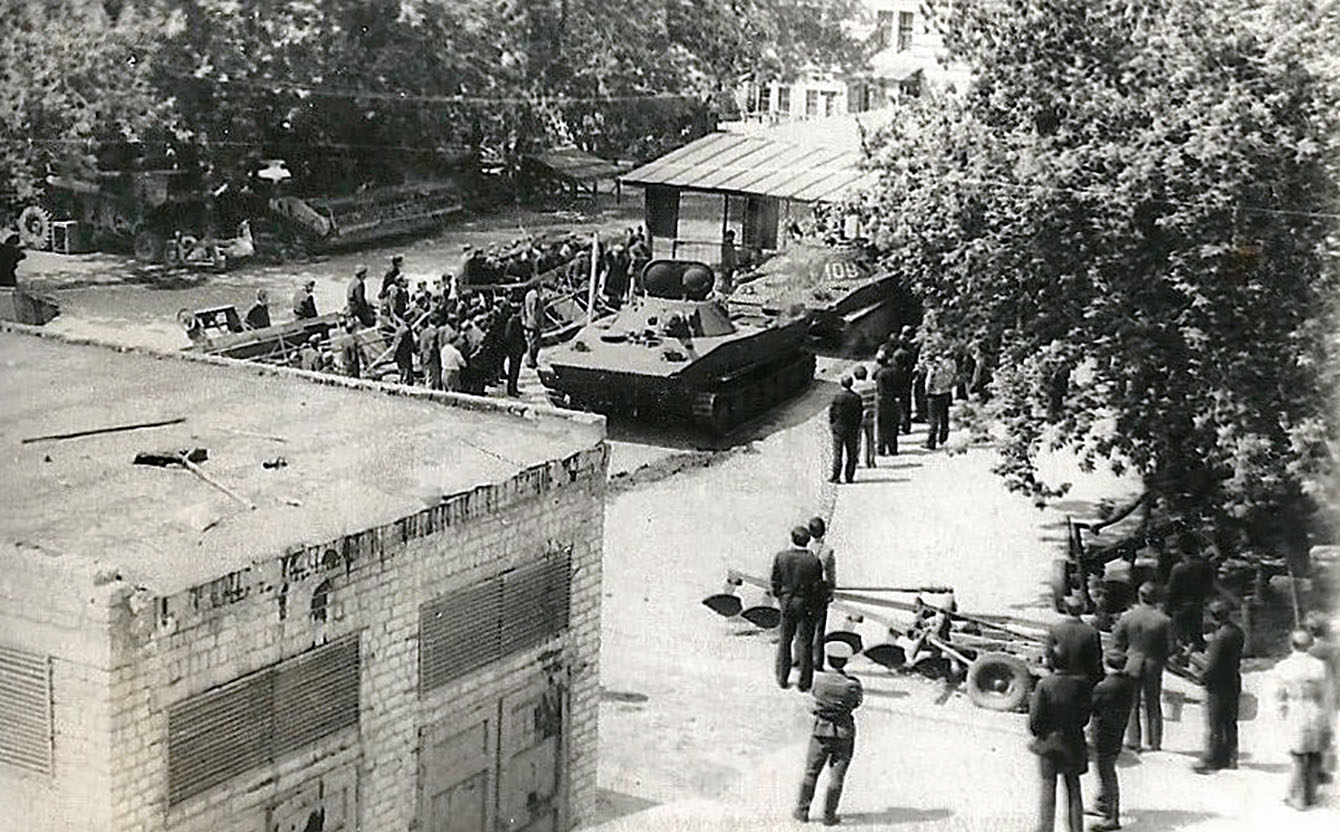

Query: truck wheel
left=1050, top=558, right=1073, bottom=612
left=967, top=653, right=1032, bottom=712
left=18, top=206, right=52, bottom=250
left=133, top=228, right=166, bottom=263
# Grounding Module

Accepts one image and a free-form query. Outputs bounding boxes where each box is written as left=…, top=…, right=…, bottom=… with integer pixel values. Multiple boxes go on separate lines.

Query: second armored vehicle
left=538, top=260, right=814, bottom=434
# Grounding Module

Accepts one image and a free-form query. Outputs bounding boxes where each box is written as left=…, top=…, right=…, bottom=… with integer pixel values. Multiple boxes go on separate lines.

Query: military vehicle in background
left=728, top=242, right=918, bottom=355
left=538, top=259, right=814, bottom=434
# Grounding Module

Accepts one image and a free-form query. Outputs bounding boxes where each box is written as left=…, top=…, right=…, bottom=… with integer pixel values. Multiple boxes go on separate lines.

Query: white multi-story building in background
left=740, top=1, right=970, bottom=123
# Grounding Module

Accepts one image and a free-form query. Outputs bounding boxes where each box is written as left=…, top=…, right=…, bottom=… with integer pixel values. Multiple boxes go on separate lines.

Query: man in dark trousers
left=501, top=303, right=528, bottom=397
left=873, top=355, right=901, bottom=455
left=805, top=516, right=837, bottom=671
left=828, top=376, right=863, bottom=484
left=891, top=338, right=915, bottom=434
left=771, top=526, right=824, bottom=692
left=1194, top=599, right=1244, bottom=774
left=1028, top=657, right=1091, bottom=832
left=1088, top=648, right=1136, bottom=831
left=1114, top=582, right=1175, bottom=752
left=1047, top=595, right=1103, bottom=689
left=794, top=641, right=863, bottom=826
left=1165, top=533, right=1217, bottom=653
left=380, top=254, right=404, bottom=300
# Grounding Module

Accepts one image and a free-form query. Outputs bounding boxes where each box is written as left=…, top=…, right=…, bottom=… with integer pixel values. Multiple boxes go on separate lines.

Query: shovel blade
left=702, top=594, right=743, bottom=618
left=863, top=643, right=906, bottom=669
left=741, top=606, right=781, bottom=629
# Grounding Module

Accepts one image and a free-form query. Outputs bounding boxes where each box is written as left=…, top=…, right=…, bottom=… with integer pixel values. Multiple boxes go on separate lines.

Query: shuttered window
left=420, top=550, right=572, bottom=695
left=0, top=645, right=52, bottom=775
left=167, top=634, right=360, bottom=805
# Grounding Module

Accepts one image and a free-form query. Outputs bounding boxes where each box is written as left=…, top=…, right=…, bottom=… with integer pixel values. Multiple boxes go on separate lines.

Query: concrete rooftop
left=0, top=328, right=603, bottom=594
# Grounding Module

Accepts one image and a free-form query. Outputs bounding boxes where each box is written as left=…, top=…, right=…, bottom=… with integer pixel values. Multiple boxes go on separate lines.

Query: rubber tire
left=1050, top=558, right=1073, bottom=613
left=966, top=652, right=1033, bottom=712
left=133, top=228, right=166, bottom=263
left=18, top=205, right=52, bottom=250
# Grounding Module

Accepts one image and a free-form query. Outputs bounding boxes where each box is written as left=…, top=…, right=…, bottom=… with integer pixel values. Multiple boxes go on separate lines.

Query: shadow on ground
left=839, top=806, right=953, bottom=825
left=592, top=789, right=660, bottom=826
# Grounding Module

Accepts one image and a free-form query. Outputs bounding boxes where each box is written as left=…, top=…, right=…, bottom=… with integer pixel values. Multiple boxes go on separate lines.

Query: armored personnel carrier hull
left=728, top=243, right=917, bottom=354
left=538, top=260, right=814, bottom=434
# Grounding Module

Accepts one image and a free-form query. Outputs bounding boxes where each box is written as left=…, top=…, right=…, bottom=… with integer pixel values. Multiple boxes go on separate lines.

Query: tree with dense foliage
left=855, top=0, right=1339, bottom=557
left=0, top=2, right=180, bottom=201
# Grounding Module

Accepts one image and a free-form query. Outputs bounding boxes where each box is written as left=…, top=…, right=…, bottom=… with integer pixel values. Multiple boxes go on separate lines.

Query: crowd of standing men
left=1032, top=552, right=1340, bottom=832
left=765, top=499, right=1339, bottom=830
left=826, top=325, right=976, bottom=484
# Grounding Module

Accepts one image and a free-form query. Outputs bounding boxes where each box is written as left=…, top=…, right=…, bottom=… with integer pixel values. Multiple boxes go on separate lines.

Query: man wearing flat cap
left=1194, top=599, right=1244, bottom=774
left=795, top=640, right=863, bottom=826
left=346, top=266, right=375, bottom=328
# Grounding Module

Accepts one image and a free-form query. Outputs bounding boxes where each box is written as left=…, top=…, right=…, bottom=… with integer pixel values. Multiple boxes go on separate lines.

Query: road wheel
left=133, top=228, right=166, bottom=263
left=18, top=205, right=52, bottom=250
left=966, top=653, right=1032, bottom=712
left=1050, top=558, right=1073, bottom=612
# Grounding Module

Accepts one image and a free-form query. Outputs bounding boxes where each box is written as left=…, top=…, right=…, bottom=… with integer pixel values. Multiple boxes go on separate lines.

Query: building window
left=805, top=89, right=820, bottom=117
left=898, top=11, right=914, bottom=51
left=419, top=547, right=573, bottom=695
left=166, top=634, right=361, bottom=805
left=776, top=85, right=790, bottom=115
left=822, top=91, right=838, bottom=117
left=876, top=10, right=894, bottom=50
left=0, top=645, right=52, bottom=775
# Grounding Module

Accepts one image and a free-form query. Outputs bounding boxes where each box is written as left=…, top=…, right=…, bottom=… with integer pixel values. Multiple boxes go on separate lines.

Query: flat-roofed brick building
left=0, top=326, right=607, bottom=832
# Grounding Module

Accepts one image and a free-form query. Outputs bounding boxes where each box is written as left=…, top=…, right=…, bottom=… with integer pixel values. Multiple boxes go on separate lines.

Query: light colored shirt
left=852, top=378, right=877, bottom=423
left=926, top=356, right=957, bottom=396
left=1275, top=650, right=1333, bottom=753
left=523, top=287, right=544, bottom=330
left=810, top=539, right=836, bottom=590
left=439, top=341, right=465, bottom=372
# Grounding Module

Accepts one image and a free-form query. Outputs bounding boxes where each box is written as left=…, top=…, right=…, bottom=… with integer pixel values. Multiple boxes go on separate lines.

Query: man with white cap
left=795, top=640, right=864, bottom=826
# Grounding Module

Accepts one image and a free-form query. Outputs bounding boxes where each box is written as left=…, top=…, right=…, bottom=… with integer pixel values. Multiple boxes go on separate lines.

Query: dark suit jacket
left=828, top=389, right=863, bottom=433
left=1166, top=557, right=1215, bottom=609
left=770, top=546, right=825, bottom=608
left=874, top=365, right=900, bottom=402
left=1090, top=672, right=1136, bottom=754
left=1201, top=621, right=1244, bottom=693
left=1028, top=672, right=1092, bottom=773
left=1047, top=617, right=1103, bottom=686
left=1113, top=604, right=1175, bottom=676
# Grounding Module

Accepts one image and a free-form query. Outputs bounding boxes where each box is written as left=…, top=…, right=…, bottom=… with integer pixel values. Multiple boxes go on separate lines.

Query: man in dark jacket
left=243, top=288, right=271, bottom=330
left=1088, top=648, right=1136, bottom=831
left=1048, top=595, right=1104, bottom=688
left=828, top=377, right=863, bottom=484
left=0, top=233, right=24, bottom=287
left=873, top=356, right=901, bottom=455
left=502, top=305, right=528, bottom=397
left=891, top=339, right=915, bottom=434
left=1194, top=599, right=1244, bottom=773
left=346, top=266, right=376, bottom=328
left=1114, top=582, right=1176, bottom=751
left=1165, top=534, right=1217, bottom=653
left=1029, top=665, right=1091, bottom=832
left=292, top=279, right=318, bottom=319
left=418, top=317, right=442, bottom=390
left=771, top=526, right=824, bottom=692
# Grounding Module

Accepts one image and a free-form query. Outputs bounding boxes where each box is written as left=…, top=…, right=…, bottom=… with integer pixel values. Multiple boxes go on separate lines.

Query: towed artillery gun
left=706, top=568, right=1203, bottom=714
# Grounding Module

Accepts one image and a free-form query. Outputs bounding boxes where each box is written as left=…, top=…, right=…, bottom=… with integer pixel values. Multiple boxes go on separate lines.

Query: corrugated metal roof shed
left=620, top=133, right=876, bottom=203
left=525, top=148, right=625, bottom=182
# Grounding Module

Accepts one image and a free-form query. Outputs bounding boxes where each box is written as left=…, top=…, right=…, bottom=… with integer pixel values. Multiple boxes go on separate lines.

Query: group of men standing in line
left=1033, top=545, right=1340, bottom=832
left=827, top=326, right=969, bottom=483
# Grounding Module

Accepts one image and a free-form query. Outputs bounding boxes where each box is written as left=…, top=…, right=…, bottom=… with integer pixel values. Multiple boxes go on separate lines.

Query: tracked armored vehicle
left=729, top=243, right=918, bottom=354
left=538, top=260, right=814, bottom=434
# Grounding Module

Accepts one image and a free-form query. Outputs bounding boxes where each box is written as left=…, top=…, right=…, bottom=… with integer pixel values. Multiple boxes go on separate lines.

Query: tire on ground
left=133, top=228, right=166, bottom=263
left=966, top=652, right=1033, bottom=712
left=18, top=206, right=52, bottom=250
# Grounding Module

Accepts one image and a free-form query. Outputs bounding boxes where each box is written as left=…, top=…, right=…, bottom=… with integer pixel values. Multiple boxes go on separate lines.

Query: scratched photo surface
left=1, top=2, right=1338, bottom=832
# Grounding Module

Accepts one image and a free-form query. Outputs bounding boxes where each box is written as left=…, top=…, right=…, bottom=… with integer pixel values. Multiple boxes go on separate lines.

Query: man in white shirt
left=851, top=365, right=878, bottom=468
left=923, top=351, right=957, bottom=450
left=439, top=336, right=466, bottom=393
